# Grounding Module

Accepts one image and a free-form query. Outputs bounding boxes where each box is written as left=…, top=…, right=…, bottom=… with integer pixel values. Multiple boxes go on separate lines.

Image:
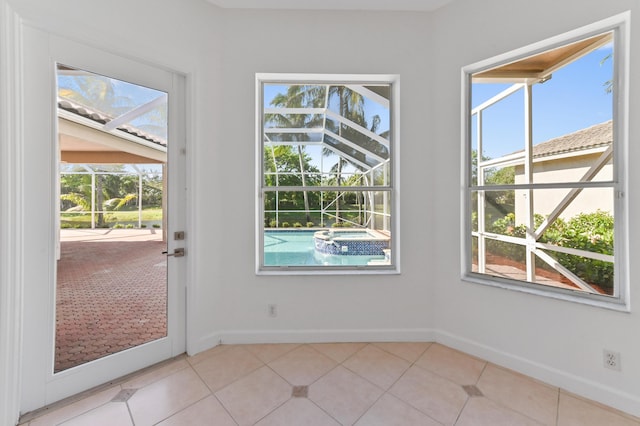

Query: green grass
left=264, top=208, right=365, bottom=228
left=60, top=207, right=162, bottom=228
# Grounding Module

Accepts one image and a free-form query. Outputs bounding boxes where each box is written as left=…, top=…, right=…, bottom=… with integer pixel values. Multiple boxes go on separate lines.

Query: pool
left=264, top=230, right=386, bottom=266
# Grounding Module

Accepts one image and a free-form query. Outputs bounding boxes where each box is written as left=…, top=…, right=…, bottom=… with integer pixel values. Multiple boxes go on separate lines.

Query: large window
left=256, top=74, right=399, bottom=274
left=462, top=15, right=629, bottom=309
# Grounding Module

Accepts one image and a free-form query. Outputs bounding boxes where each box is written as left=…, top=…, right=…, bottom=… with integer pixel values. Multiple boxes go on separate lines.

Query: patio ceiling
left=473, top=32, right=612, bottom=83
left=59, top=115, right=166, bottom=164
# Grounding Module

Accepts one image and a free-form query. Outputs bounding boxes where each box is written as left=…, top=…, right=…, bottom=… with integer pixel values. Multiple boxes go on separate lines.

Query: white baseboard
left=433, top=329, right=640, bottom=419
left=190, top=327, right=639, bottom=418
left=192, top=328, right=435, bottom=354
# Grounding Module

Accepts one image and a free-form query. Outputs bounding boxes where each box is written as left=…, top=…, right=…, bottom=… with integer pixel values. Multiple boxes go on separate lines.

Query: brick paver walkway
left=55, top=230, right=167, bottom=372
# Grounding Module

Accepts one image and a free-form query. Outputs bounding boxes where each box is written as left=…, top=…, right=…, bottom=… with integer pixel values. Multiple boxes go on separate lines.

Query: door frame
left=0, top=3, right=25, bottom=425
left=15, top=25, right=189, bottom=414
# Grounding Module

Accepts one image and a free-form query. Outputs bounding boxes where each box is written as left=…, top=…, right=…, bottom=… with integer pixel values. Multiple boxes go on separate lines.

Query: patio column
left=524, top=83, right=535, bottom=282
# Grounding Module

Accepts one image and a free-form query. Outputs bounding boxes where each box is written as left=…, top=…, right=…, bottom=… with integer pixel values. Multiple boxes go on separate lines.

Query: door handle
left=162, top=248, right=185, bottom=257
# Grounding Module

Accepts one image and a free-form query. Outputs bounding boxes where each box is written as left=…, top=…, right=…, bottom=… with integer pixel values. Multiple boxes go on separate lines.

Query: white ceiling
left=205, top=0, right=453, bottom=12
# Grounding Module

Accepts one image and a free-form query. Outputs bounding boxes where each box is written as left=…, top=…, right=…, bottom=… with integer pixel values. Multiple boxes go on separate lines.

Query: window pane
left=58, top=64, right=167, bottom=143
left=472, top=187, right=615, bottom=296
left=466, top=25, right=623, bottom=302
left=473, top=86, right=525, bottom=159
left=471, top=32, right=615, bottom=186
left=259, top=77, right=395, bottom=272
left=262, top=188, right=391, bottom=267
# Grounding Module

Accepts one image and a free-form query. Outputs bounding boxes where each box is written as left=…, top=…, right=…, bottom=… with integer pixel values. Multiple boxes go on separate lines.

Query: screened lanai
left=57, top=64, right=168, bottom=236
left=469, top=31, right=618, bottom=296
left=262, top=82, right=392, bottom=231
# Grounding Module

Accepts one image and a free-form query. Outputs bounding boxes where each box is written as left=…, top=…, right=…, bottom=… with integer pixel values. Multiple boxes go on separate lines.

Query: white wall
left=2, top=0, right=640, bottom=420
left=4, top=0, right=438, bottom=413
left=199, top=9, right=436, bottom=346
left=431, top=0, right=640, bottom=416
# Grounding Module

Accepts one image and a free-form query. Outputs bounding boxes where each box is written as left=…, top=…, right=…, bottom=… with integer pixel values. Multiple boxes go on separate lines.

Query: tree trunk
left=95, top=175, right=104, bottom=227
left=297, top=145, right=311, bottom=223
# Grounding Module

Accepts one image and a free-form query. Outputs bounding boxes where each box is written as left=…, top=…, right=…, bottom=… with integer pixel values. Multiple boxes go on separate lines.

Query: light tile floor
left=20, top=342, right=640, bottom=426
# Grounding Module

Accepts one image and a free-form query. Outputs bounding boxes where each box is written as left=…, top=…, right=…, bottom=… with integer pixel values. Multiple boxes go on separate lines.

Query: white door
left=20, top=27, right=187, bottom=413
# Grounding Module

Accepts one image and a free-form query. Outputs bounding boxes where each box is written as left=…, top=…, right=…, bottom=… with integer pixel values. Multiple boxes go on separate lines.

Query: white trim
left=255, top=73, right=400, bottom=275
left=194, top=328, right=436, bottom=353
left=18, top=28, right=189, bottom=413
left=461, top=12, right=630, bottom=311
left=434, top=329, right=640, bottom=418
left=0, top=3, right=24, bottom=424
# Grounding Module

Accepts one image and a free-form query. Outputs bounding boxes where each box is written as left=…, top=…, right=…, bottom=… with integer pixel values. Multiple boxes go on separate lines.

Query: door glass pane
left=55, top=64, right=168, bottom=372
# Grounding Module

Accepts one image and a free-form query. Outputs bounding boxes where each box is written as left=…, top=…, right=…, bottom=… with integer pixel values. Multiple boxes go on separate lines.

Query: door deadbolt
left=163, top=248, right=185, bottom=257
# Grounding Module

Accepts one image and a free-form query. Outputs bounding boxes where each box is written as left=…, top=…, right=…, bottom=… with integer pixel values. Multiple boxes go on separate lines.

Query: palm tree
left=265, top=85, right=325, bottom=223
left=58, top=66, right=135, bottom=117
left=321, top=85, right=386, bottom=224
left=265, top=84, right=389, bottom=226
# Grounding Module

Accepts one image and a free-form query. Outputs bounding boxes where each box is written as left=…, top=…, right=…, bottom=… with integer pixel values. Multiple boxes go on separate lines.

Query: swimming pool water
left=264, top=231, right=385, bottom=266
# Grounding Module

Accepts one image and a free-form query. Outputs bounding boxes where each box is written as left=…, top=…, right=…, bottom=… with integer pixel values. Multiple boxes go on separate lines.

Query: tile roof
left=532, top=120, right=612, bottom=158
left=58, top=99, right=167, bottom=147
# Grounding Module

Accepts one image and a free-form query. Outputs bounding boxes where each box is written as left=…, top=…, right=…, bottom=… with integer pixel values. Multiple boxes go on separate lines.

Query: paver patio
left=55, top=229, right=167, bottom=372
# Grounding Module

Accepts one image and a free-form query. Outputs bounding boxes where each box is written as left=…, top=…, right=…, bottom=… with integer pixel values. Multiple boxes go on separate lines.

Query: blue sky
left=471, top=43, right=613, bottom=159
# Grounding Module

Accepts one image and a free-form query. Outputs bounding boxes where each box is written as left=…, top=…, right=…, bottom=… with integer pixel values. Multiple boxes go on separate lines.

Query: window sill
left=462, top=272, right=630, bottom=313
left=257, top=265, right=401, bottom=276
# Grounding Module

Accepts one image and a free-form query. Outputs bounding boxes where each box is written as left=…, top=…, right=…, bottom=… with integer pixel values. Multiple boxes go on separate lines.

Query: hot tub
left=313, top=228, right=390, bottom=256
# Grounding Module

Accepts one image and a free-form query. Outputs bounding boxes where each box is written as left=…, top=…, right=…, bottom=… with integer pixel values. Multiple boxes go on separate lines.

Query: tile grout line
left=555, top=387, right=561, bottom=426
left=382, top=344, right=452, bottom=426
left=187, top=344, right=284, bottom=425
left=301, top=343, right=377, bottom=426
left=259, top=343, right=341, bottom=423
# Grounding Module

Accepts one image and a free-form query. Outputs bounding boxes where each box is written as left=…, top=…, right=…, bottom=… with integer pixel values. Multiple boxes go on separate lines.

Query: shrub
left=141, top=224, right=147, bottom=228
left=281, top=222, right=290, bottom=228
left=546, top=211, right=613, bottom=290
left=483, top=211, right=613, bottom=290
left=293, top=222, right=302, bottom=228
left=331, top=222, right=345, bottom=228
left=113, top=224, right=124, bottom=229
left=306, top=222, right=315, bottom=228
left=269, top=220, right=278, bottom=228
left=125, top=224, right=134, bottom=229
left=152, top=224, right=160, bottom=228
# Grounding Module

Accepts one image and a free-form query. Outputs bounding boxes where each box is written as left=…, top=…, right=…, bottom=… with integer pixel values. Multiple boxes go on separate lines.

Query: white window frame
left=256, top=73, right=400, bottom=275
left=461, top=13, right=630, bottom=311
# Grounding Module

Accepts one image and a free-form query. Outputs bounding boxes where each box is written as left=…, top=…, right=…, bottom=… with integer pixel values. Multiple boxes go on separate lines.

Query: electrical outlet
left=268, top=304, right=278, bottom=318
left=603, top=350, right=621, bottom=371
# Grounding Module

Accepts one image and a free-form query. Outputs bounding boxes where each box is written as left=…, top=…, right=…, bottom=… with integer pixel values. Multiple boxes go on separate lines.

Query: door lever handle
left=162, top=248, right=185, bottom=257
